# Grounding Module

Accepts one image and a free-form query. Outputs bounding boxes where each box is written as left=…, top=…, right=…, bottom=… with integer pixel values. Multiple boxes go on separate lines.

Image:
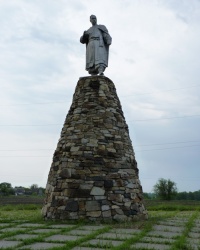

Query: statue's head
left=90, top=15, right=97, bottom=25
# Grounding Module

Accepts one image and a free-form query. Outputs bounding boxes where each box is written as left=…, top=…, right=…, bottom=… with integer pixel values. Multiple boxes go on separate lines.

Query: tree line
left=144, top=178, right=200, bottom=201
left=1, top=179, right=199, bottom=201
left=0, top=182, right=45, bottom=196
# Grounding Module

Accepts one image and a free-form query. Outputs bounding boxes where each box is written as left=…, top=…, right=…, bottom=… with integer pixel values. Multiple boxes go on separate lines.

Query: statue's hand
left=80, top=31, right=88, bottom=44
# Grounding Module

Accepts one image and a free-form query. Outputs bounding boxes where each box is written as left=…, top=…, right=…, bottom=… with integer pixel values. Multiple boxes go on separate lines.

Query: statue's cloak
left=80, top=25, right=112, bottom=70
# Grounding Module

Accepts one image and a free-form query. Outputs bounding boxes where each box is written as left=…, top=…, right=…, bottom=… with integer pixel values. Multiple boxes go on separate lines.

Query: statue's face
left=90, top=16, right=97, bottom=25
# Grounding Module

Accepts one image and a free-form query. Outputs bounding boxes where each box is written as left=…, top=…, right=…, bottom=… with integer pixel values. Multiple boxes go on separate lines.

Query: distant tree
left=0, top=182, right=14, bottom=196
left=193, top=190, right=200, bottom=200
left=176, top=191, right=188, bottom=200
left=153, top=178, right=178, bottom=200
left=38, top=187, right=45, bottom=196
left=176, top=190, right=200, bottom=201
left=24, top=187, right=32, bottom=195
left=14, top=186, right=25, bottom=195
left=143, top=192, right=151, bottom=199
left=143, top=192, right=155, bottom=199
left=30, top=184, right=39, bottom=190
left=188, top=191, right=195, bottom=200
left=30, top=184, right=39, bottom=195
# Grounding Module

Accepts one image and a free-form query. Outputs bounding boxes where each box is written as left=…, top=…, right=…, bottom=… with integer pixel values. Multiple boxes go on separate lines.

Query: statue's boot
left=89, top=67, right=98, bottom=75
left=98, top=65, right=105, bottom=75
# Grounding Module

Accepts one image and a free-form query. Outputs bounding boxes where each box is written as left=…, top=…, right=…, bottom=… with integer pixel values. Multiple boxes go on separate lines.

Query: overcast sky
left=0, top=0, right=200, bottom=192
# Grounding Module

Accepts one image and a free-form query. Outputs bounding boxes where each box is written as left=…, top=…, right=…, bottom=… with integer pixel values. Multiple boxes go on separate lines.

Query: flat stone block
left=101, top=205, right=110, bottom=211
left=0, top=240, right=21, bottom=248
left=187, top=239, right=200, bottom=250
left=86, top=211, right=101, bottom=217
left=19, top=242, right=65, bottom=249
left=94, top=195, right=106, bottom=200
left=153, top=225, right=184, bottom=232
left=45, top=234, right=82, bottom=242
left=186, top=244, right=199, bottom=250
left=194, top=223, right=200, bottom=228
left=131, top=242, right=171, bottom=250
left=8, top=234, right=39, bottom=240
left=48, top=224, right=75, bottom=229
left=90, top=187, right=105, bottom=195
left=30, top=229, right=60, bottom=234
left=17, top=223, right=45, bottom=228
left=79, top=225, right=105, bottom=230
left=102, top=210, right=111, bottom=218
left=69, top=229, right=93, bottom=236
left=0, top=227, right=27, bottom=233
left=113, top=214, right=127, bottom=221
left=191, top=226, right=200, bottom=233
left=72, top=247, right=103, bottom=250
left=158, top=221, right=185, bottom=226
left=0, top=223, right=11, bottom=228
left=167, top=218, right=187, bottom=222
left=97, top=232, right=133, bottom=240
left=13, top=220, right=28, bottom=223
left=165, top=218, right=187, bottom=223
left=85, top=239, right=123, bottom=247
left=110, top=228, right=141, bottom=234
left=85, top=201, right=100, bottom=211
left=147, top=230, right=180, bottom=238
left=188, top=232, right=200, bottom=238
left=187, top=238, right=200, bottom=244
left=142, top=236, right=175, bottom=244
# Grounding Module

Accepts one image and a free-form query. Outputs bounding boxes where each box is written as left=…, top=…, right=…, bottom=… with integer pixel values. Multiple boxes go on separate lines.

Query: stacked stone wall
left=42, top=76, right=148, bottom=221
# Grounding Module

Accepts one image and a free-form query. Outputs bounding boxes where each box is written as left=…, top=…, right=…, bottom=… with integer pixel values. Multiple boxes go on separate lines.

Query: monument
left=42, top=15, right=148, bottom=221
left=80, top=15, right=112, bottom=76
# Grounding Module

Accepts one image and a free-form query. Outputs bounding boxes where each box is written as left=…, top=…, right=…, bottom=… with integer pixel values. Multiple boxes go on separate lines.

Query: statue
left=80, top=15, right=112, bottom=76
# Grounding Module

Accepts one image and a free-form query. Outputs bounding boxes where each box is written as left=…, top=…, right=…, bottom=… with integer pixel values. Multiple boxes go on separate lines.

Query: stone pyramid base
left=42, top=76, right=148, bottom=221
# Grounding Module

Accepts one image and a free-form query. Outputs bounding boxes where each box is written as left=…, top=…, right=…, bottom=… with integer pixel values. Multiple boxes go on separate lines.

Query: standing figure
left=80, top=15, right=112, bottom=76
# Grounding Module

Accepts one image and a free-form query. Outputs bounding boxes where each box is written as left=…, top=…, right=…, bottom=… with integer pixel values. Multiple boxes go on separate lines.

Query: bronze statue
left=80, top=15, right=112, bottom=75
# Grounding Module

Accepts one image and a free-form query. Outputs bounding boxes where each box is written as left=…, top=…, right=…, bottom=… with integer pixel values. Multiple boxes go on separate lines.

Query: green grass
left=0, top=205, right=42, bottom=222
left=147, top=204, right=200, bottom=211
left=0, top=202, right=200, bottom=250
left=170, top=211, right=199, bottom=250
left=110, top=211, right=179, bottom=250
left=0, top=204, right=42, bottom=211
left=145, top=200, right=200, bottom=211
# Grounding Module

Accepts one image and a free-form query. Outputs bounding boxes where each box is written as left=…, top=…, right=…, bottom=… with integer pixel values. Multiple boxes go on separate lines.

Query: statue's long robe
left=80, top=25, right=112, bottom=71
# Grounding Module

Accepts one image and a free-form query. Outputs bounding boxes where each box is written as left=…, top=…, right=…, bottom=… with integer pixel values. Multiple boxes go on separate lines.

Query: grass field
left=0, top=202, right=200, bottom=249
left=1, top=199, right=200, bottom=221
